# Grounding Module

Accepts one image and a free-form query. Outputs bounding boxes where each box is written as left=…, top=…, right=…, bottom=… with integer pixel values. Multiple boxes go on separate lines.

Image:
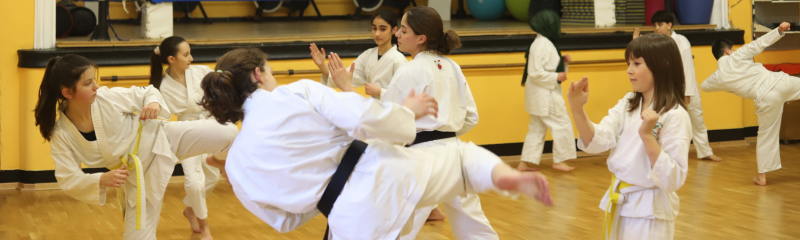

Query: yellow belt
left=604, top=175, right=633, bottom=240
left=111, top=121, right=146, bottom=230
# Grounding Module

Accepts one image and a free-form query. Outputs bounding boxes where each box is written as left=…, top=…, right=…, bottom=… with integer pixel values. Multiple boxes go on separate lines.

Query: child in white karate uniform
left=199, top=48, right=554, bottom=240
left=150, top=35, right=225, bottom=239
left=568, top=34, right=692, bottom=240
left=35, top=54, right=237, bottom=240
left=379, top=6, right=498, bottom=238
left=309, top=9, right=406, bottom=99
left=638, top=10, right=721, bottom=161
left=519, top=10, right=578, bottom=172
left=702, top=22, right=796, bottom=185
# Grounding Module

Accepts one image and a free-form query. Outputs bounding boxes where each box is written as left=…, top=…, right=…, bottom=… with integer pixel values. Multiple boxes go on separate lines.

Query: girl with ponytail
left=35, top=54, right=237, bottom=240
left=150, top=36, right=221, bottom=239
left=371, top=6, right=494, bottom=236
left=199, top=48, right=552, bottom=239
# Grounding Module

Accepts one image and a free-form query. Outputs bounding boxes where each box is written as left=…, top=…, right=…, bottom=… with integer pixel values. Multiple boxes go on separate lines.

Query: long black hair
left=149, top=36, right=187, bottom=88
left=34, top=54, right=96, bottom=141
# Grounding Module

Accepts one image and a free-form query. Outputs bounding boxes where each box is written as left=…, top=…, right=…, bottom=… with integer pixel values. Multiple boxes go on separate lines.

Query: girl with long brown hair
left=568, top=33, right=691, bottom=239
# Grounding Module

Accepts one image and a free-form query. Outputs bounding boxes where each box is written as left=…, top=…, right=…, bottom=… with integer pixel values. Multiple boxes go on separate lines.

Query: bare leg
left=206, top=156, right=226, bottom=177
left=183, top=207, right=201, bottom=233
left=184, top=207, right=213, bottom=239
left=198, top=218, right=213, bottom=240
left=426, top=208, right=446, bottom=222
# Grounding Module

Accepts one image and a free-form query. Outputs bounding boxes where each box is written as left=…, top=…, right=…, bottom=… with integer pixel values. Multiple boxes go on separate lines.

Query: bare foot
left=183, top=207, right=201, bottom=233
left=701, top=155, right=722, bottom=162
left=198, top=218, right=213, bottom=240
left=552, top=162, right=575, bottom=172
left=753, top=173, right=767, bottom=186
left=516, top=162, right=539, bottom=172
left=496, top=172, right=553, bottom=206
left=426, top=208, right=446, bottom=222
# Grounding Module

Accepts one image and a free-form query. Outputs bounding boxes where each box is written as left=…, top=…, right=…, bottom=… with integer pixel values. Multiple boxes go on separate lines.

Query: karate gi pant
left=403, top=138, right=499, bottom=240
left=180, top=153, right=221, bottom=220
left=686, top=95, right=715, bottom=159
left=123, top=120, right=236, bottom=240
left=521, top=103, right=577, bottom=164
left=326, top=141, right=501, bottom=239
left=755, top=75, right=800, bottom=173
left=610, top=215, right=675, bottom=240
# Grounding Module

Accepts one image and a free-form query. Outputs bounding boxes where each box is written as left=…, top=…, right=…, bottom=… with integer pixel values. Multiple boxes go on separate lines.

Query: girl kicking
left=200, top=48, right=553, bottom=239
left=35, top=54, right=237, bottom=239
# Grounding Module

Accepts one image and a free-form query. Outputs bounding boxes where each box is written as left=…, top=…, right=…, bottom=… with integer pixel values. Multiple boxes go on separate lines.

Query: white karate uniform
left=701, top=28, right=799, bottom=173
left=578, top=93, right=692, bottom=240
left=320, top=45, right=406, bottom=98
left=226, top=80, right=502, bottom=240
left=672, top=31, right=714, bottom=159
left=159, top=64, right=223, bottom=219
left=522, top=35, right=577, bottom=165
left=51, top=86, right=238, bottom=240
left=382, top=51, right=497, bottom=240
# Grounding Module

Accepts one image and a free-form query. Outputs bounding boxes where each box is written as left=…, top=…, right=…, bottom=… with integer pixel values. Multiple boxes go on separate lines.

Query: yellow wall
left=0, top=0, right=34, bottom=170
left=4, top=1, right=799, bottom=171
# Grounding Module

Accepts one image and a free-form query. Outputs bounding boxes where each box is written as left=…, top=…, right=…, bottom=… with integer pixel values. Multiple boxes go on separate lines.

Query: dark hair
left=711, top=39, right=733, bottom=60
left=150, top=36, right=187, bottom=88
left=404, top=6, right=461, bottom=54
left=372, top=9, right=400, bottom=28
left=651, top=10, right=678, bottom=25
left=34, top=54, right=96, bottom=141
left=372, top=9, right=401, bottom=44
left=625, top=34, right=686, bottom=113
left=200, top=48, right=266, bottom=124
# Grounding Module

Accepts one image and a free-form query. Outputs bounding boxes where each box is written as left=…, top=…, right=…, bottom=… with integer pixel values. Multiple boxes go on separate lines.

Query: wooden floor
left=56, top=19, right=716, bottom=47
left=2, top=140, right=799, bottom=239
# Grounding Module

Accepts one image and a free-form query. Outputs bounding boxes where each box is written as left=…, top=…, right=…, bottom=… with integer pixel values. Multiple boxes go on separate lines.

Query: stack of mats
left=561, top=0, right=595, bottom=25
left=615, top=0, right=646, bottom=25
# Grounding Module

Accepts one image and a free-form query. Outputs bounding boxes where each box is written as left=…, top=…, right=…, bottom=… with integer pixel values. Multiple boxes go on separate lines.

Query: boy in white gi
left=637, top=10, right=721, bottom=161
left=702, top=22, right=795, bottom=185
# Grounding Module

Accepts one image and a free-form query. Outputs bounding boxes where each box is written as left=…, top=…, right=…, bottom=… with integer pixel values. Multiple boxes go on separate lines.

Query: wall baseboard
left=0, top=126, right=760, bottom=185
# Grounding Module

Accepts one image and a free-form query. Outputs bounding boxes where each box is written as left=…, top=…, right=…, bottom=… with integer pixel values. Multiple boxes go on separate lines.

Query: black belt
left=409, top=130, right=456, bottom=146
left=317, top=139, right=368, bottom=240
